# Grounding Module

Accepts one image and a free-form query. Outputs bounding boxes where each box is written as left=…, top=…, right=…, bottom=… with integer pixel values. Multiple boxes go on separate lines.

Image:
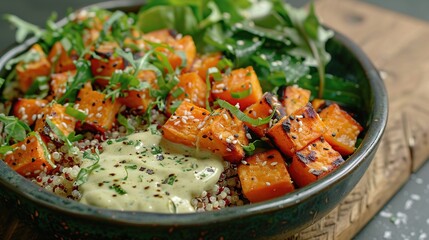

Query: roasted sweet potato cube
left=279, top=85, right=311, bottom=116
left=311, top=98, right=326, bottom=112
left=90, top=42, right=125, bottom=86
left=238, top=149, right=295, bottom=203
left=16, top=44, right=51, bottom=93
left=75, top=83, right=121, bottom=132
left=244, top=92, right=286, bottom=138
left=319, top=104, right=363, bottom=156
left=170, top=36, right=196, bottom=71
left=267, top=103, right=326, bottom=156
left=192, top=52, right=222, bottom=80
left=211, top=66, right=263, bottom=110
left=165, top=72, right=207, bottom=115
left=143, top=29, right=176, bottom=44
left=143, top=30, right=196, bottom=71
left=47, top=42, right=78, bottom=73
left=118, top=70, right=157, bottom=111
left=197, top=108, right=248, bottom=163
left=3, top=133, right=55, bottom=177
left=289, top=138, right=344, bottom=187
left=34, top=103, right=77, bottom=140
left=162, top=101, right=210, bottom=147
left=49, top=70, right=76, bottom=100
left=13, top=98, right=49, bottom=126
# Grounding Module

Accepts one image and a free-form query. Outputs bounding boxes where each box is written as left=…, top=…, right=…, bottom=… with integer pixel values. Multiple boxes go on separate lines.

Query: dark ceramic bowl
left=0, top=1, right=388, bottom=239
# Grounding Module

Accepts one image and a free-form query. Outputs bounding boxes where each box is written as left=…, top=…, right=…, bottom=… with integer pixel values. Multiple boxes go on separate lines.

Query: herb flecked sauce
left=79, top=131, right=224, bottom=213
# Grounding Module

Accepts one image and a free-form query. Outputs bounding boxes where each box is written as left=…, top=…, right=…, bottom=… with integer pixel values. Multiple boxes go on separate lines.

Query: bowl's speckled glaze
left=0, top=1, right=388, bottom=239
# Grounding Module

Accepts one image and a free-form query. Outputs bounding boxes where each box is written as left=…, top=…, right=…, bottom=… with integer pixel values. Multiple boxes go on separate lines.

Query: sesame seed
left=270, top=162, right=278, bottom=166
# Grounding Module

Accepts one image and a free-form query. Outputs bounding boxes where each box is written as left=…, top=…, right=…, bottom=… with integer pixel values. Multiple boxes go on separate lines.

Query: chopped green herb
left=109, top=184, right=127, bottom=195
left=151, top=145, right=163, bottom=155
left=123, top=164, right=138, bottom=180
left=65, top=106, right=87, bottom=121
left=75, top=149, right=101, bottom=186
left=230, top=86, right=252, bottom=99
left=216, top=99, right=276, bottom=126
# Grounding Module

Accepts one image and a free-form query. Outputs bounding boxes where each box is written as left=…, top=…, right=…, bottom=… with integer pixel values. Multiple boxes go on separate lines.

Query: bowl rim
left=0, top=0, right=388, bottom=227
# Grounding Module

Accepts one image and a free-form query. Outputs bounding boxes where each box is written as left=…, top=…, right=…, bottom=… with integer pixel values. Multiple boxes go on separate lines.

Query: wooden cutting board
left=288, top=0, right=429, bottom=239
left=2, top=0, right=429, bottom=239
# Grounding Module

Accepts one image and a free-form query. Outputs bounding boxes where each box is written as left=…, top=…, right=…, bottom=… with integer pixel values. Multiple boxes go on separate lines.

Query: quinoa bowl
left=0, top=0, right=387, bottom=239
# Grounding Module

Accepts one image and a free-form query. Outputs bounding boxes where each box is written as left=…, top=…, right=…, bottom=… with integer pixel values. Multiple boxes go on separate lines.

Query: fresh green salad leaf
left=3, top=14, right=43, bottom=43
left=0, top=114, right=31, bottom=145
left=57, top=59, right=92, bottom=104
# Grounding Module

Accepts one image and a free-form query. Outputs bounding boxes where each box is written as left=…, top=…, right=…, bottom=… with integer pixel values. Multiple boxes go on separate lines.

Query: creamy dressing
left=78, top=131, right=224, bottom=213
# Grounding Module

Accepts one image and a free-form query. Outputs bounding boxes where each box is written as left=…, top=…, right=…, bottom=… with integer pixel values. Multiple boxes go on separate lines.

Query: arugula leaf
left=45, top=117, right=78, bottom=155
left=4, top=14, right=44, bottom=43
left=272, top=2, right=333, bottom=98
left=0, top=114, right=31, bottom=145
left=57, top=60, right=92, bottom=104
left=117, top=113, right=135, bottom=135
left=0, top=78, right=5, bottom=89
left=0, top=145, right=13, bottom=154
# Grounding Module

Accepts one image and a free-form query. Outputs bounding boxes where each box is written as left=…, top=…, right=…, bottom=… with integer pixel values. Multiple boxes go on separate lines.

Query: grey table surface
left=1, top=1, right=429, bottom=239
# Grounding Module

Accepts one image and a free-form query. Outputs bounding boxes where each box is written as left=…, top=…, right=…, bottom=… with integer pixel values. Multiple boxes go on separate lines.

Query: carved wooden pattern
left=2, top=0, right=429, bottom=239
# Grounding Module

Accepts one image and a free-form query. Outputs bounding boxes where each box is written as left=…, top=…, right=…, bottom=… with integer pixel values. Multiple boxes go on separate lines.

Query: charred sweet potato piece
left=13, top=98, right=49, bottom=126
left=267, top=103, right=326, bottom=156
left=162, top=101, right=210, bottom=147
left=289, top=138, right=344, bottom=187
left=196, top=108, right=248, bottom=163
left=49, top=70, right=76, bottom=100
left=243, top=92, right=286, bottom=138
left=3, top=133, right=55, bottom=177
left=34, top=103, right=77, bottom=140
left=165, top=72, right=207, bottom=115
left=47, top=42, right=78, bottom=73
left=319, top=103, right=363, bottom=156
left=75, top=83, right=121, bottom=132
left=211, top=66, right=263, bottom=111
left=238, top=149, right=295, bottom=203
left=311, top=98, right=326, bottom=112
left=90, top=42, right=125, bottom=86
left=192, top=52, right=222, bottom=80
left=118, top=70, right=157, bottom=112
left=16, top=44, right=51, bottom=93
left=278, top=85, right=311, bottom=116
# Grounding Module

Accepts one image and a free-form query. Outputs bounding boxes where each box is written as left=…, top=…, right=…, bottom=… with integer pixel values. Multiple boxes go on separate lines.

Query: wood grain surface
left=290, top=0, right=429, bottom=239
left=2, top=0, right=429, bottom=239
